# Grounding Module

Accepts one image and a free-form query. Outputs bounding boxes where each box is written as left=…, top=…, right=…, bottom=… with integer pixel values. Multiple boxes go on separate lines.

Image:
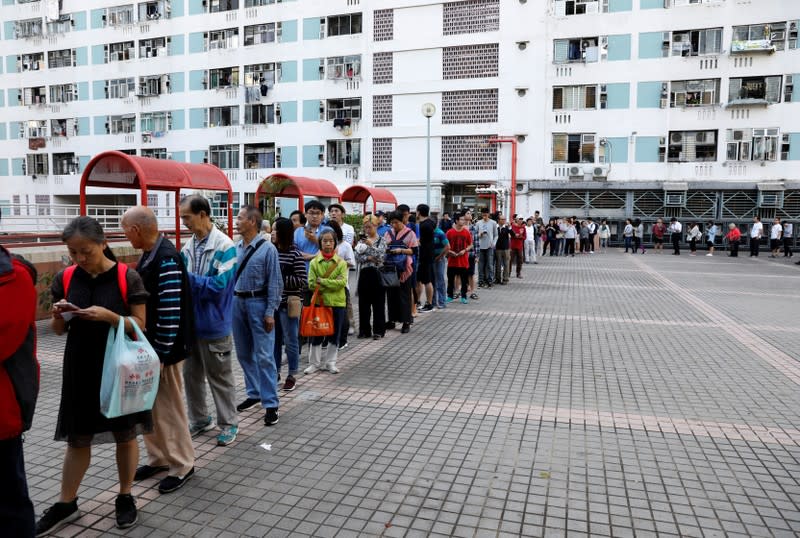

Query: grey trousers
left=494, top=249, right=511, bottom=283
left=478, top=248, right=495, bottom=284
left=183, top=334, right=239, bottom=429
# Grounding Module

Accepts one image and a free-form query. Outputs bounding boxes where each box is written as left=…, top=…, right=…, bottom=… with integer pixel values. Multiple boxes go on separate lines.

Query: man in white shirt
left=328, top=204, right=355, bottom=248
left=769, top=217, right=783, bottom=258
left=783, top=221, right=794, bottom=259
left=749, top=216, right=763, bottom=257
left=668, top=217, right=682, bottom=255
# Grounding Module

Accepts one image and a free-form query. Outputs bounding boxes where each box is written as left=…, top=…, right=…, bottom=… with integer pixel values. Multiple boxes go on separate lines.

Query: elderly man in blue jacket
left=179, top=195, right=239, bottom=446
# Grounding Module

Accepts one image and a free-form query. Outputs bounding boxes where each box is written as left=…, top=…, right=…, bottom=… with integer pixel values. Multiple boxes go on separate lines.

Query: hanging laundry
left=260, top=83, right=269, bottom=97
left=333, top=118, right=346, bottom=129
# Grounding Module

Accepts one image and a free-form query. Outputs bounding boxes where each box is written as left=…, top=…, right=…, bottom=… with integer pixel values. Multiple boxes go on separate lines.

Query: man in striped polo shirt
left=122, top=207, right=196, bottom=494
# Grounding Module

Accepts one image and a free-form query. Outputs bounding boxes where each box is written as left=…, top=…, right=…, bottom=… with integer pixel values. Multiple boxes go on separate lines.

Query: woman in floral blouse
left=354, top=215, right=386, bottom=339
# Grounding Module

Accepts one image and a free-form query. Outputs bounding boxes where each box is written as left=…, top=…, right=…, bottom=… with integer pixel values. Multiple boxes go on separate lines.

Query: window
left=244, top=63, right=277, bottom=86
left=209, top=67, right=239, bottom=89
left=732, top=22, right=787, bottom=52
left=244, top=23, right=276, bottom=46
left=326, top=13, right=362, bottom=37
left=245, top=0, right=282, bottom=6
left=106, top=5, right=135, bottom=26
left=106, top=41, right=135, bottom=62
left=138, top=1, right=170, bottom=21
left=138, top=75, right=169, bottom=96
left=553, top=37, right=601, bottom=63
left=22, top=86, right=47, bottom=106
left=786, top=75, right=795, bottom=102
left=326, top=98, right=361, bottom=121
left=326, top=139, right=361, bottom=166
left=728, top=76, right=782, bottom=104
left=245, top=104, right=275, bottom=124
left=46, top=15, right=73, bottom=35
left=206, top=28, right=239, bottom=50
left=48, top=49, right=76, bottom=68
left=107, top=78, right=136, bottom=99
left=25, top=120, right=47, bottom=138
left=556, top=0, right=606, bottom=16
left=109, top=114, right=136, bottom=134
left=50, top=83, right=78, bottom=103
left=26, top=154, right=48, bottom=175
left=553, top=85, right=597, bottom=110
left=140, top=111, right=171, bottom=132
left=752, top=128, right=780, bottom=161
left=209, top=106, right=239, bottom=127
left=141, top=148, right=169, bottom=159
left=53, top=153, right=78, bottom=175
left=15, top=18, right=43, bottom=38
left=781, top=133, right=792, bottom=161
left=244, top=143, right=276, bottom=168
left=552, top=133, right=596, bottom=163
left=209, top=0, right=239, bottom=12
left=210, top=145, right=240, bottom=169
left=670, top=28, right=723, bottom=56
left=51, top=118, right=77, bottom=138
left=18, top=52, right=44, bottom=72
left=139, top=37, right=170, bottom=58
left=670, top=79, right=720, bottom=107
left=666, top=130, right=717, bottom=162
left=326, top=55, right=361, bottom=80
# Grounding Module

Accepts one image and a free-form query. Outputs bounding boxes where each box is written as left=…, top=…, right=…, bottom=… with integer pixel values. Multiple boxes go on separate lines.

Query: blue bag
left=100, top=317, right=160, bottom=419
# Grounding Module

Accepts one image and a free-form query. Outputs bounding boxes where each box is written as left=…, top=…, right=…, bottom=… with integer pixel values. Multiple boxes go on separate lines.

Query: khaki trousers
left=144, top=362, right=195, bottom=477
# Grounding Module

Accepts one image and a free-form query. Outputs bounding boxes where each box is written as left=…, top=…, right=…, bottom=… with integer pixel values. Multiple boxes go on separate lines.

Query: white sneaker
left=706, top=253, right=713, bottom=256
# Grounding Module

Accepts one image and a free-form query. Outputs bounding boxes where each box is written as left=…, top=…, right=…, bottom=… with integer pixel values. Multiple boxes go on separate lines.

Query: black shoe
left=486, top=283, right=493, bottom=288
left=283, top=375, right=296, bottom=392
left=264, top=408, right=279, bottom=426
left=357, top=333, right=370, bottom=339
left=115, top=494, right=138, bottom=529
left=373, top=334, right=384, bottom=340
left=384, top=322, right=396, bottom=331
left=419, top=304, right=434, bottom=313
left=401, top=323, right=410, bottom=334
left=236, top=397, right=260, bottom=412
left=158, top=468, right=195, bottom=494
left=134, top=464, right=169, bottom=481
left=36, top=499, right=80, bottom=537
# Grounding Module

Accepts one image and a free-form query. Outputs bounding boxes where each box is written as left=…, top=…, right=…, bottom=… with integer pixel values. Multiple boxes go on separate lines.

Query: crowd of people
left=6, top=199, right=797, bottom=536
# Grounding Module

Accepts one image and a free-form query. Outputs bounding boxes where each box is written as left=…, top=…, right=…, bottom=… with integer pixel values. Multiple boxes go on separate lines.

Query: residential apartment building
left=0, top=0, right=798, bottom=230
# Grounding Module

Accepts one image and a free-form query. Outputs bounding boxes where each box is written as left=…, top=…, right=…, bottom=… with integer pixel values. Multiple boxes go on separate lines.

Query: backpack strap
left=63, top=262, right=129, bottom=310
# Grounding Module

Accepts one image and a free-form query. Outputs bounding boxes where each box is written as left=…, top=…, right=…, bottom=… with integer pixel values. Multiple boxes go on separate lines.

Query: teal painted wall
left=9, top=121, right=20, bottom=139
left=4, top=21, right=15, bottom=40
left=170, top=72, right=185, bottom=92
left=0, top=123, right=5, bottom=140
left=5, top=56, right=16, bottom=74
left=302, top=99, right=321, bottom=121
left=72, top=11, right=87, bottom=31
left=637, top=81, right=663, bottom=108
left=639, top=32, right=665, bottom=59
left=171, top=0, right=185, bottom=17
left=189, top=70, right=206, bottom=91
left=189, top=150, right=207, bottom=163
left=605, top=137, right=628, bottom=163
left=0, top=160, right=8, bottom=176
left=77, top=81, right=89, bottom=101
left=303, top=17, right=321, bottom=40
left=0, top=91, right=3, bottom=107
left=12, top=158, right=25, bottom=176
left=608, top=0, right=632, bottom=12
left=278, top=101, right=297, bottom=123
left=171, top=110, right=186, bottom=130
left=280, top=20, right=298, bottom=42
left=303, top=58, right=323, bottom=81
left=8, top=89, right=20, bottom=107
left=279, top=147, right=298, bottom=168
left=640, top=0, right=664, bottom=8
left=793, top=76, right=800, bottom=102
left=303, top=145, right=322, bottom=167
left=788, top=134, right=800, bottom=160
left=77, top=117, right=90, bottom=135
left=279, top=61, right=297, bottom=83
left=188, top=32, right=205, bottom=53
left=91, top=44, right=105, bottom=65
left=94, top=116, right=108, bottom=134
left=169, top=35, right=184, bottom=56
left=188, top=0, right=205, bottom=15
left=605, top=83, right=630, bottom=109
left=635, top=137, right=661, bottom=162
left=76, top=46, right=88, bottom=66
left=189, top=108, right=206, bottom=128
left=607, top=34, right=632, bottom=62
left=93, top=80, right=106, bottom=100
left=90, top=9, right=105, bottom=29
left=78, top=156, right=91, bottom=172
left=171, top=151, right=186, bottom=162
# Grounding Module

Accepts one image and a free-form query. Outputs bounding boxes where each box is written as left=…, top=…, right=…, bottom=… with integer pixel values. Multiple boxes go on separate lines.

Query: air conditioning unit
left=758, top=192, right=783, bottom=208
left=732, top=130, right=745, bottom=141
left=452, top=195, right=463, bottom=204
left=670, top=132, right=683, bottom=144
left=568, top=165, right=583, bottom=176
left=516, top=182, right=529, bottom=194
left=665, top=193, right=686, bottom=207
left=695, top=131, right=714, bottom=143
left=592, top=165, right=609, bottom=178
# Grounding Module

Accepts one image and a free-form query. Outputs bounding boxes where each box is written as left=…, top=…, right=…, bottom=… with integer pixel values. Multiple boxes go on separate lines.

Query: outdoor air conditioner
left=592, top=165, right=609, bottom=178
left=759, top=192, right=783, bottom=208
left=695, top=131, right=713, bottom=143
left=670, top=132, right=683, bottom=144
left=665, top=193, right=685, bottom=207
left=516, top=182, right=529, bottom=194
left=568, top=165, right=583, bottom=176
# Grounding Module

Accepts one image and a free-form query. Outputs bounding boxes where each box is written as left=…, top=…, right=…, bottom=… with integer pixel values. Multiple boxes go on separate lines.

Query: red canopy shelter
left=255, top=173, right=341, bottom=212
left=80, top=151, right=233, bottom=249
left=340, top=185, right=398, bottom=214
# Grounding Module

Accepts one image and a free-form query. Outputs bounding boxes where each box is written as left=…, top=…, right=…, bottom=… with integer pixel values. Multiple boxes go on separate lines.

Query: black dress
left=51, top=264, right=152, bottom=447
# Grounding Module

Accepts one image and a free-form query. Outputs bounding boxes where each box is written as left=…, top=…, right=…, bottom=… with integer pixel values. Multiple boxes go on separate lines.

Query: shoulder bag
left=299, top=260, right=338, bottom=337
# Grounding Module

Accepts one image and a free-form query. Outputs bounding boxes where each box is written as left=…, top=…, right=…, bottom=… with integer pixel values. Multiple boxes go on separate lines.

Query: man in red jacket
left=510, top=216, right=527, bottom=279
left=0, top=245, right=39, bottom=537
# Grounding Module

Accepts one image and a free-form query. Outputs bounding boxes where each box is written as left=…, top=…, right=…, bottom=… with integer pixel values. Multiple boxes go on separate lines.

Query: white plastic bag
left=100, top=317, right=160, bottom=419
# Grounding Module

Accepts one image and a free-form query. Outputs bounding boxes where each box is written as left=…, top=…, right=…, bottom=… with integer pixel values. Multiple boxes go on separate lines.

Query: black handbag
left=379, top=266, right=400, bottom=288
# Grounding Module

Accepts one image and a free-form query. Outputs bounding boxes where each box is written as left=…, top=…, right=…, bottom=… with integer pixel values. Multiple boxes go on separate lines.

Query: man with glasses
left=294, top=200, right=332, bottom=268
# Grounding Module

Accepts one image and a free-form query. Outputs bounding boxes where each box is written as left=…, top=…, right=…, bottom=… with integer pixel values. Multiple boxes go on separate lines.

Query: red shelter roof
left=79, top=151, right=233, bottom=248
left=341, top=186, right=398, bottom=211
left=255, top=174, right=341, bottom=209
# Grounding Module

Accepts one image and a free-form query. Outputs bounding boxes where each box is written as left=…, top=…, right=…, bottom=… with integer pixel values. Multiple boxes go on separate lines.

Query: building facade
left=0, top=0, right=798, bottom=232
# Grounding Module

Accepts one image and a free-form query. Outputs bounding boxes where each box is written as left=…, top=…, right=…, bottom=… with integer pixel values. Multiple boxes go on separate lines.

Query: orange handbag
left=300, top=287, right=334, bottom=337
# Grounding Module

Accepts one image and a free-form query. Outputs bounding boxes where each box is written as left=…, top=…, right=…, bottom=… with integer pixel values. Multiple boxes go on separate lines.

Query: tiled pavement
left=25, top=250, right=800, bottom=537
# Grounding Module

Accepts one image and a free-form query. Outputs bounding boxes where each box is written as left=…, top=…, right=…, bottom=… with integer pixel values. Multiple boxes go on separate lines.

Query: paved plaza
left=25, top=250, right=800, bottom=537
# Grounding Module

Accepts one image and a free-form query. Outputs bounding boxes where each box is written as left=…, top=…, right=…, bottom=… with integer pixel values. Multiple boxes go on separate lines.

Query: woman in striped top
left=273, top=218, right=307, bottom=392
left=355, top=215, right=387, bottom=340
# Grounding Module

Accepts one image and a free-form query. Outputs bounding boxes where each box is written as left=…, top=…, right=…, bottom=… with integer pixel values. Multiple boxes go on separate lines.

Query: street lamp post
left=421, top=103, right=436, bottom=207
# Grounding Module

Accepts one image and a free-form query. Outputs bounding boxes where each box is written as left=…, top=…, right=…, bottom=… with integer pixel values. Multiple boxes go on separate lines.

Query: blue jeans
left=478, top=248, right=494, bottom=284
left=434, top=257, right=448, bottom=308
left=232, top=297, right=278, bottom=409
left=274, top=304, right=300, bottom=376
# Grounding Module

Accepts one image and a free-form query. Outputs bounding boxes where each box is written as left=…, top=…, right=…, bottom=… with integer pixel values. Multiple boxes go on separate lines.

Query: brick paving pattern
left=25, top=252, right=800, bottom=537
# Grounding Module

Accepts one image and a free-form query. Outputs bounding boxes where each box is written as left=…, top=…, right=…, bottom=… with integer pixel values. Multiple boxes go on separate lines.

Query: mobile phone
left=56, top=301, right=80, bottom=312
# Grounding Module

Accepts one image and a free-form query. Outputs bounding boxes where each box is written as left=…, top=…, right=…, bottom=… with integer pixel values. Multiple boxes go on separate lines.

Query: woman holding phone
left=37, top=217, right=150, bottom=535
